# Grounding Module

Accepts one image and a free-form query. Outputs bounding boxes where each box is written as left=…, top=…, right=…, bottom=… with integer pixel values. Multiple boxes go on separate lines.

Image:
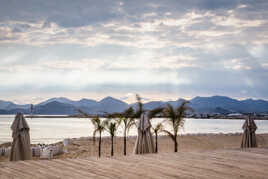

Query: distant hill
left=0, top=100, right=30, bottom=110
left=77, top=98, right=98, bottom=108
left=189, top=96, right=268, bottom=114
left=0, top=100, right=14, bottom=109
left=0, top=96, right=268, bottom=115
left=33, top=101, right=77, bottom=115
left=97, top=96, right=129, bottom=113
left=0, top=96, right=129, bottom=115
left=38, top=97, right=98, bottom=108
left=77, top=96, right=129, bottom=114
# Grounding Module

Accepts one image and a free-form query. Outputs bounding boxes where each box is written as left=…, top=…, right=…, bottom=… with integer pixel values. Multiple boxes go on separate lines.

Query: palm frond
left=115, top=117, right=122, bottom=126
left=104, top=118, right=118, bottom=137
left=107, top=112, right=123, bottom=118
left=123, top=107, right=135, bottom=118
left=163, top=104, right=176, bottom=120
left=152, top=123, right=164, bottom=133
left=91, top=116, right=100, bottom=128
left=163, top=104, right=177, bottom=129
left=162, top=130, right=175, bottom=141
left=174, top=118, right=185, bottom=131
left=126, top=119, right=136, bottom=134
left=148, top=107, right=164, bottom=119
left=176, top=101, right=193, bottom=116
left=77, top=109, right=91, bottom=118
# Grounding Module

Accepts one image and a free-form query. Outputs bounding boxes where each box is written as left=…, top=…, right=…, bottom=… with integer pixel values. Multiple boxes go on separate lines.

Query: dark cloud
left=197, top=0, right=240, bottom=10
left=0, top=0, right=261, bottom=27
left=0, top=0, right=120, bottom=27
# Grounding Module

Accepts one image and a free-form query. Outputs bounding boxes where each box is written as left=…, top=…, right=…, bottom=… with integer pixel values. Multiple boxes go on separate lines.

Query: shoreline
left=1, top=132, right=268, bottom=146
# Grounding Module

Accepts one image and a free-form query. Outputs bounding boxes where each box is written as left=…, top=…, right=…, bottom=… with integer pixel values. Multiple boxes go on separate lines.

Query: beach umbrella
left=9, top=113, right=32, bottom=161
left=134, top=112, right=154, bottom=154
left=241, top=116, right=258, bottom=148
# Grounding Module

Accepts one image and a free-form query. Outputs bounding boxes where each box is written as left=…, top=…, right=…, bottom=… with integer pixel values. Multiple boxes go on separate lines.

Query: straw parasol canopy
left=241, top=116, right=258, bottom=148
left=134, top=112, right=154, bottom=154
left=10, top=113, right=32, bottom=161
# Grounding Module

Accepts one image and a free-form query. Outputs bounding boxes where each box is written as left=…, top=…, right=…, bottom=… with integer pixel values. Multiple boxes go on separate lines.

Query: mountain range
left=0, top=96, right=268, bottom=115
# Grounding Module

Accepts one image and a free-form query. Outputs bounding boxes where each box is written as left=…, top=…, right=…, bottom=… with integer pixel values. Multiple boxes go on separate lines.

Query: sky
left=0, top=0, right=268, bottom=104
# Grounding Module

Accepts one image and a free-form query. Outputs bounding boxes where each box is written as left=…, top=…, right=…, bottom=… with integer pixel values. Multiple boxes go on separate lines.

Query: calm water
left=1, top=115, right=268, bottom=144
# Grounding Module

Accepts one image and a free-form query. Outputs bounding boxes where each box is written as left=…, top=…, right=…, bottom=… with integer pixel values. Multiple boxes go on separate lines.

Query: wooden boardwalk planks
left=1, top=148, right=268, bottom=179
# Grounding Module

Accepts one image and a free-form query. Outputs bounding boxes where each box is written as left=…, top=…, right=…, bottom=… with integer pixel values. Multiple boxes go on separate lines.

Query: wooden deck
left=1, top=148, right=268, bottom=179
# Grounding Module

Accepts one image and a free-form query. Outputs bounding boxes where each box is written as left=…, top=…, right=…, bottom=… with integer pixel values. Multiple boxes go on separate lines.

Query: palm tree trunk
left=111, top=135, right=114, bottom=156
left=155, top=131, right=158, bottom=153
left=174, top=135, right=178, bottom=152
left=124, top=129, right=127, bottom=156
left=99, top=132, right=102, bottom=157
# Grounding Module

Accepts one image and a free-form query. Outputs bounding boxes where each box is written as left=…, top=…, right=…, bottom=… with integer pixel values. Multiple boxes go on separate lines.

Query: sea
left=1, top=115, right=268, bottom=144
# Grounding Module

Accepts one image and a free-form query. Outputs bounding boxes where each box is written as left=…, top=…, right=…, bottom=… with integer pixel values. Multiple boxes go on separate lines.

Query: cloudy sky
left=0, top=0, right=268, bottom=104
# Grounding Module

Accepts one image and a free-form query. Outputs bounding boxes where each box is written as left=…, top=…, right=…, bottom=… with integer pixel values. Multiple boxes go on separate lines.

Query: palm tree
left=162, top=101, right=192, bottom=152
left=148, top=107, right=164, bottom=153
left=107, top=94, right=143, bottom=156
left=152, top=123, right=163, bottom=153
left=91, top=116, right=106, bottom=157
left=120, top=107, right=136, bottom=155
left=108, top=107, right=136, bottom=156
left=104, top=118, right=120, bottom=156
left=108, top=94, right=147, bottom=156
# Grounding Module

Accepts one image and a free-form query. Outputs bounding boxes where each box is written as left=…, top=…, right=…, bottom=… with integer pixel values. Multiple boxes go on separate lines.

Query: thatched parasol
left=134, top=112, right=154, bottom=154
left=241, top=116, right=258, bottom=148
left=9, top=113, right=32, bottom=161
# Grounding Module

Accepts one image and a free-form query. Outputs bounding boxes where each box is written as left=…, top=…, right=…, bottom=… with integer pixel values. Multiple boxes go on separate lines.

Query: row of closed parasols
left=7, top=112, right=257, bottom=161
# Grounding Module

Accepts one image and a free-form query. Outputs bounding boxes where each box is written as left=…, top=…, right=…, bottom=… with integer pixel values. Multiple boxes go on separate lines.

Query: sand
left=1, top=133, right=268, bottom=162
left=2, top=148, right=268, bottom=178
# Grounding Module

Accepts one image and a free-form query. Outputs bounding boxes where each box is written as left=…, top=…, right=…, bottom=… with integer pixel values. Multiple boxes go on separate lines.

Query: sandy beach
left=1, top=133, right=268, bottom=162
